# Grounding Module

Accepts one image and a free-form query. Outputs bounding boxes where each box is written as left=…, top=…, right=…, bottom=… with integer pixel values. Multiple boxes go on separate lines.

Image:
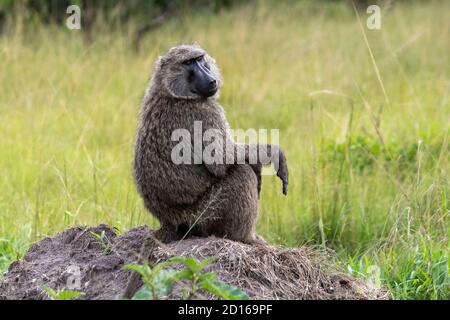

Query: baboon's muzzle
left=191, top=60, right=218, bottom=97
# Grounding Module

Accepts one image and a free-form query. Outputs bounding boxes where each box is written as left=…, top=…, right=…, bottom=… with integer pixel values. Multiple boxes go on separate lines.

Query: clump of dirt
left=0, top=225, right=388, bottom=300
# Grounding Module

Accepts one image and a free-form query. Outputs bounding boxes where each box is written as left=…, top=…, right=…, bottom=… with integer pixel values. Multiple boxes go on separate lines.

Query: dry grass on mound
left=0, top=225, right=388, bottom=300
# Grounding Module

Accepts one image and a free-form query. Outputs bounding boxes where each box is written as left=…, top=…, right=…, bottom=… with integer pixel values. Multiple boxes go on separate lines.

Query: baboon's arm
left=235, top=143, right=289, bottom=195
left=196, top=131, right=288, bottom=195
left=193, top=133, right=230, bottom=178
left=197, top=107, right=287, bottom=194
left=204, top=162, right=228, bottom=178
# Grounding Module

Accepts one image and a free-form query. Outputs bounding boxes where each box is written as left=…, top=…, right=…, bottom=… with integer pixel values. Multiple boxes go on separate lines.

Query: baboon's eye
left=196, top=56, right=204, bottom=62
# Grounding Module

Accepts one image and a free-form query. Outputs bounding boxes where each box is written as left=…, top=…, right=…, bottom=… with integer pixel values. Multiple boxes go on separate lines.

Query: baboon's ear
left=157, top=55, right=167, bottom=68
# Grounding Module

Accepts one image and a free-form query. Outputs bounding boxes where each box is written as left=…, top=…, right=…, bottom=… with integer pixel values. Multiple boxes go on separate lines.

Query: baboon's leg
left=238, top=143, right=288, bottom=195
left=197, top=164, right=264, bottom=244
left=249, top=163, right=262, bottom=198
left=141, top=197, right=181, bottom=243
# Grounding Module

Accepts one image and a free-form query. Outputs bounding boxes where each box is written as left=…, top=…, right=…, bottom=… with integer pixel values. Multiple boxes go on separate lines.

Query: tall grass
left=0, top=1, right=448, bottom=299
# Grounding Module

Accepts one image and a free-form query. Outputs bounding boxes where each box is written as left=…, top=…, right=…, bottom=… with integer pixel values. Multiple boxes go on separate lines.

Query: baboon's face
left=158, top=45, right=222, bottom=100
left=183, top=55, right=218, bottom=97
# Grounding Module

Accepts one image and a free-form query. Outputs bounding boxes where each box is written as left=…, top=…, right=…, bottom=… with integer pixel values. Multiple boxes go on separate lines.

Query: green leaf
left=200, top=279, right=250, bottom=300
left=197, top=257, right=217, bottom=271
left=132, top=286, right=153, bottom=300
left=153, top=269, right=178, bottom=296
left=41, top=285, right=57, bottom=299
left=198, top=271, right=217, bottom=283
left=152, top=260, right=175, bottom=273
left=123, top=263, right=153, bottom=287
left=154, top=268, right=195, bottom=297
left=57, top=291, right=85, bottom=300
left=41, top=286, right=85, bottom=300
left=170, top=256, right=216, bottom=274
left=123, top=263, right=151, bottom=277
left=166, top=269, right=194, bottom=282
left=170, top=257, right=202, bottom=273
left=89, top=231, right=101, bottom=239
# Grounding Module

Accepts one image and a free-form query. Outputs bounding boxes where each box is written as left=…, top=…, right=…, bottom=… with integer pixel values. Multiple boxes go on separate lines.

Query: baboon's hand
left=276, top=149, right=288, bottom=195
left=205, top=163, right=228, bottom=178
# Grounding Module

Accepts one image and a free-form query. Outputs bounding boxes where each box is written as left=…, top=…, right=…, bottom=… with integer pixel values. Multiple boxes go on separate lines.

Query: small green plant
left=90, top=230, right=112, bottom=255
left=124, top=256, right=249, bottom=300
left=321, top=134, right=433, bottom=173
left=41, top=286, right=85, bottom=300
left=0, top=238, right=23, bottom=274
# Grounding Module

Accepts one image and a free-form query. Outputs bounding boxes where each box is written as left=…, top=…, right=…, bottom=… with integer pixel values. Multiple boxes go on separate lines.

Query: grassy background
left=0, top=1, right=448, bottom=299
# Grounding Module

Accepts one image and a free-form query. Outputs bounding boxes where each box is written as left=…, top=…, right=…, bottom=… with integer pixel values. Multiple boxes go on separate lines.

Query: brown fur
left=133, top=44, right=288, bottom=244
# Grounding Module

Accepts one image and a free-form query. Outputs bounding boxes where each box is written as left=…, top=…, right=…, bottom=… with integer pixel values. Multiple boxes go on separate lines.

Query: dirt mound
left=0, top=225, right=388, bottom=300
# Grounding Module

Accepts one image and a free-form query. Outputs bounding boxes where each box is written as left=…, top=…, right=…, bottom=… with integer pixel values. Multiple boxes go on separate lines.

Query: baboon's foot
left=176, top=223, right=206, bottom=239
left=248, top=234, right=267, bottom=246
left=153, top=225, right=179, bottom=244
left=236, top=234, right=267, bottom=246
left=254, top=234, right=267, bottom=245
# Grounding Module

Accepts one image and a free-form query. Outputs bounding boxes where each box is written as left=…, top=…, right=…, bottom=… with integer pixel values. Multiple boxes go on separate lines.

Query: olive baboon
left=133, top=44, right=288, bottom=244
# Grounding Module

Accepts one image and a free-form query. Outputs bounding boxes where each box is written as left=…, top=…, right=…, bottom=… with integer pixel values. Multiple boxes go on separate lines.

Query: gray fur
left=133, top=44, right=288, bottom=244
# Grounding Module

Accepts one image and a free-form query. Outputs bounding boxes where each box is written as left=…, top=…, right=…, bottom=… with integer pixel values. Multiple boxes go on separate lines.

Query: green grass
left=0, top=1, right=448, bottom=299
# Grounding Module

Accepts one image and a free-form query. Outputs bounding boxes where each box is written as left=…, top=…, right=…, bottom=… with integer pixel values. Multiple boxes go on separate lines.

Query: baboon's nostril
left=210, top=79, right=217, bottom=86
